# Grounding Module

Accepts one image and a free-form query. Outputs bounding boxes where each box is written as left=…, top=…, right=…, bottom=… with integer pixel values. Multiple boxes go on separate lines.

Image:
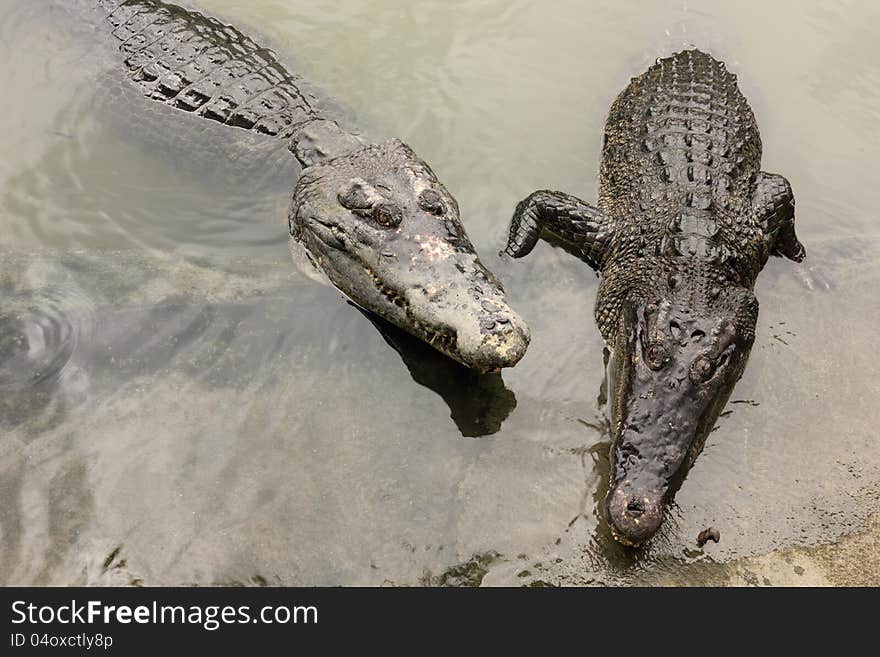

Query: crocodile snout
left=456, top=310, right=530, bottom=372
left=404, top=285, right=530, bottom=372
left=605, top=485, right=665, bottom=547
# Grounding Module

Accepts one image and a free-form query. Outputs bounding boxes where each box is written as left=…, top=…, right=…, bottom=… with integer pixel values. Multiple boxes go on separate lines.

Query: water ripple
left=0, top=286, right=94, bottom=392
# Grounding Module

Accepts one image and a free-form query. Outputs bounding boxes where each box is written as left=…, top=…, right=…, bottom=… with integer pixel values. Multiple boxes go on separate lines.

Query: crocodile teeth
left=366, top=268, right=409, bottom=309
left=421, top=327, right=456, bottom=351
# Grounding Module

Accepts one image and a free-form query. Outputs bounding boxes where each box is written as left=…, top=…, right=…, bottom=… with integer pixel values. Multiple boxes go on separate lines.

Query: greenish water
left=1, top=0, right=878, bottom=585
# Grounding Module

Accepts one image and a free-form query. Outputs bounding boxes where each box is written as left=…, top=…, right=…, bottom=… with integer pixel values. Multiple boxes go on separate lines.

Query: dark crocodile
left=90, top=0, right=529, bottom=371
left=504, top=49, right=804, bottom=545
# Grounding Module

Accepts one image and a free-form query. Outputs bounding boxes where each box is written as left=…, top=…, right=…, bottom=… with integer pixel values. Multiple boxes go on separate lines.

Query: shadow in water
left=356, top=307, right=517, bottom=437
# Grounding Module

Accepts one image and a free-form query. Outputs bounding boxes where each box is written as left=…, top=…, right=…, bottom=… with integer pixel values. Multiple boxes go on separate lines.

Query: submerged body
left=505, top=50, right=804, bottom=545
left=91, top=0, right=529, bottom=371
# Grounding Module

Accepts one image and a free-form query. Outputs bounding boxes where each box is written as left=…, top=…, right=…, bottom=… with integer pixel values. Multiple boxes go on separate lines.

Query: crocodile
left=503, top=49, right=805, bottom=545
left=89, top=0, right=529, bottom=371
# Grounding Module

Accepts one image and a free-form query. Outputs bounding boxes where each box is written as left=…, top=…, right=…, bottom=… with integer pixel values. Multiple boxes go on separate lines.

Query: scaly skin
left=94, top=0, right=530, bottom=371
left=505, top=50, right=804, bottom=545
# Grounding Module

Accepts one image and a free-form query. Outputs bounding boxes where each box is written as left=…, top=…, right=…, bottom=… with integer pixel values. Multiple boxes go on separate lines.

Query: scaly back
left=596, top=50, right=767, bottom=289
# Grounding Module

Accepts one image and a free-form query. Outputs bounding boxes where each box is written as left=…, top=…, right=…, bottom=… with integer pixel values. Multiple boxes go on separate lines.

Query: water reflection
left=360, top=308, right=517, bottom=437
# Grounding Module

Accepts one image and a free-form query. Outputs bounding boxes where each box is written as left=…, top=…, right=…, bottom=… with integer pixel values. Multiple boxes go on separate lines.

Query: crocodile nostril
left=626, top=497, right=645, bottom=516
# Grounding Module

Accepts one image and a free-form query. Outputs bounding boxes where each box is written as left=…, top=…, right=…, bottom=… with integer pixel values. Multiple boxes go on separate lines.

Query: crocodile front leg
left=502, top=190, right=612, bottom=271
left=752, top=172, right=805, bottom=262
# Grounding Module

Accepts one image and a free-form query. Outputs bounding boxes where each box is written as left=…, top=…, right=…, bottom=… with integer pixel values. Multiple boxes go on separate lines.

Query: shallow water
left=1, top=0, right=879, bottom=585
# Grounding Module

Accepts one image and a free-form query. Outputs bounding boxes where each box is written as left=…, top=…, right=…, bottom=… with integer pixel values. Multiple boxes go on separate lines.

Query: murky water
left=1, top=0, right=879, bottom=586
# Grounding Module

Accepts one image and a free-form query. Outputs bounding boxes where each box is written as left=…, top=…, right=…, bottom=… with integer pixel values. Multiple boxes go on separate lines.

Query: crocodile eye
left=372, top=202, right=402, bottom=227
left=645, top=343, right=668, bottom=370
left=689, top=355, right=715, bottom=383
left=336, top=183, right=373, bottom=211
left=418, top=189, right=446, bottom=216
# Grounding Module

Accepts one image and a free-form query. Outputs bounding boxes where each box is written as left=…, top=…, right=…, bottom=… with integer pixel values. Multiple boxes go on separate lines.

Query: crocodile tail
left=96, top=0, right=361, bottom=163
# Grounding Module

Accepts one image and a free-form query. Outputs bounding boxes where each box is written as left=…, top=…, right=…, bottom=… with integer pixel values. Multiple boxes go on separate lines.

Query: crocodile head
left=290, top=138, right=529, bottom=371
left=604, top=281, right=758, bottom=546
